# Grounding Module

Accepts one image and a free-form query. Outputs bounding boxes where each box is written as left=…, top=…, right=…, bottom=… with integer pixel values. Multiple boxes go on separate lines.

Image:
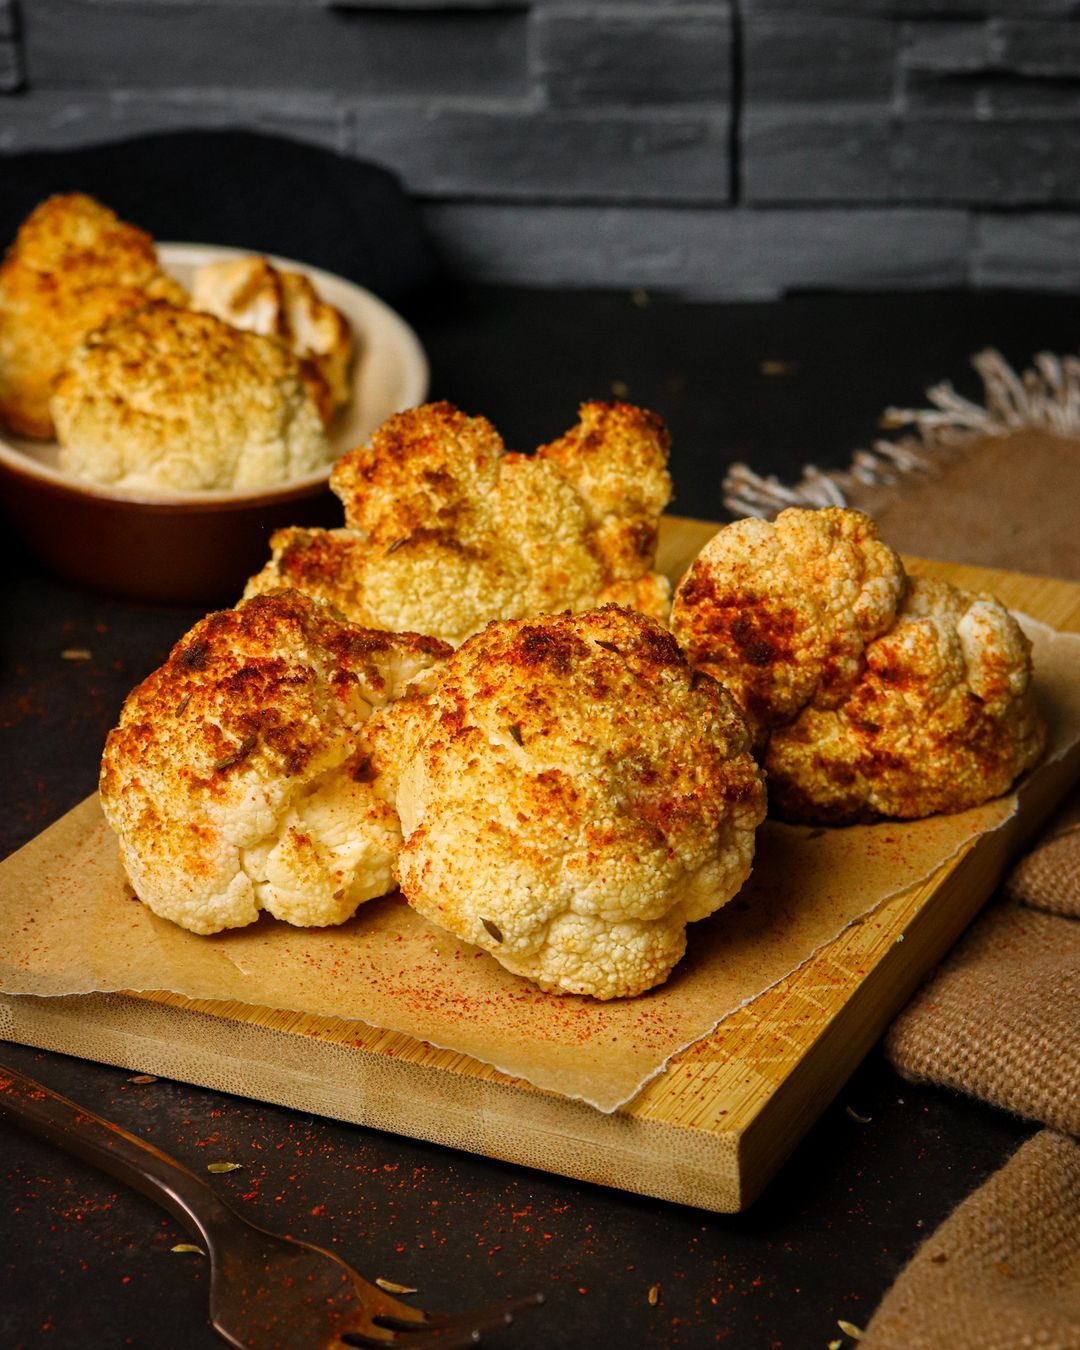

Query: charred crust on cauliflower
left=387, top=606, right=767, bottom=1000
left=246, top=401, right=674, bottom=646
left=100, top=591, right=450, bottom=935
left=0, top=193, right=186, bottom=439
left=671, top=508, right=908, bottom=737
left=764, top=577, right=1046, bottom=823
left=51, top=302, right=332, bottom=491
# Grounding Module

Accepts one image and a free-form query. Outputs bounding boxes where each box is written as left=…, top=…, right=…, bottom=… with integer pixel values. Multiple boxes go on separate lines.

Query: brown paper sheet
left=1, top=618, right=1077, bottom=1113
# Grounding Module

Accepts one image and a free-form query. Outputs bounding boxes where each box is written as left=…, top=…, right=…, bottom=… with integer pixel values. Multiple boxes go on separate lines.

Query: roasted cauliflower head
left=385, top=607, right=767, bottom=1000
left=244, top=401, right=674, bottom=646
left=765, top=577, right=1046, bottom=824
left=0, top=193, right=186, bottom=437
left=671, top=506, right=1044, bottom=823
left=52, top=302, right=332, bottom=491
left=0, top=192, right=186, bottom=439
left=100, top=591, right=449, bottom=935
left=671, top=507, right=907, bottom=737
left=191, top=255, right=354, bottom=426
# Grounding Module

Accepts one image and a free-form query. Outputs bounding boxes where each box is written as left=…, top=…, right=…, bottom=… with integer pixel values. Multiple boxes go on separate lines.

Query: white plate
left=0, top=242, right=430, bottom=504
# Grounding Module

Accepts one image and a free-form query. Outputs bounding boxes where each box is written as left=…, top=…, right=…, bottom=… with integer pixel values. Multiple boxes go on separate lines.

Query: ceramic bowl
left=0, top=243, right=429, bottom=605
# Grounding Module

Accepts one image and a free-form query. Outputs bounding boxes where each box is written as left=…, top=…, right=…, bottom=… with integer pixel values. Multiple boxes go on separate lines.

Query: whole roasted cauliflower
left=765, top=577, right=1046, bottom=823
left=384, top=607, right=767, bottom=999
left=52, top=302, right=332, bottom=491
left=0, top=192, right=186, bottom=439
left=244, top=401, right=673, bottom=646
left=100, top=591, right=449, bottom=934
left=671, top=507, right=1045, bottom=822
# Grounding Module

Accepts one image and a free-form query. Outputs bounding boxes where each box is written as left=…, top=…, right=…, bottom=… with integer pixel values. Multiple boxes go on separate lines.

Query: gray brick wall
left=3, top=0, right=1080, bottom=296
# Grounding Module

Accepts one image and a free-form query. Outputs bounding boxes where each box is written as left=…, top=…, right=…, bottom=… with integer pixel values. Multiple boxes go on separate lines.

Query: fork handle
left=0, top=1060, right=237, bottom=1247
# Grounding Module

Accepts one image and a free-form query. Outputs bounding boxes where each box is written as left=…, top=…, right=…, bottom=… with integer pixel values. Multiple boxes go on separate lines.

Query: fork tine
left=338, top=1330, right=480, bottom=1350
left=409, top=1292, right=546, bottom=1333
left=369, top=1291, right=543, bottom=1347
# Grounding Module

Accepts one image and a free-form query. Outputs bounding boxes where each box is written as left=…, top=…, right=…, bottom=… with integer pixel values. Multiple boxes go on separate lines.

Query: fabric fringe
left=723, top=349, right=1080, bottom=520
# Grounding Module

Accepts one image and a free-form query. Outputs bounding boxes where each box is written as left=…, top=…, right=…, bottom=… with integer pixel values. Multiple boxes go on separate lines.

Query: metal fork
left=0, top=1061, right=542, bottom=1348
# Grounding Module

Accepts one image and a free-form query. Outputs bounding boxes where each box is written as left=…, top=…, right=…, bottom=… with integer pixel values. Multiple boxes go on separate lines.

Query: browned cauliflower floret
left=191, top=254, right=355, bottom=427
left=670, top=507, right=907, bottom=737
left=0, top=193, right=185, bottom=439
left=244, top=401, right=673, bottom=646
left=764, top=578, right=1046, bottom=823
left=384, top=607, right=767, bottom=1000
left=52, top=302, right=332, bottom=491
left=100, top=591, right=449, bottom=935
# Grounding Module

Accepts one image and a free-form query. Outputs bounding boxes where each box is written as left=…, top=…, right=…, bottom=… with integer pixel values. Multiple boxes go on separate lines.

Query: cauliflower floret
left=51, top=302, right=332, bottom=491
left=191, top=255, right=354, bottom=426
left=764, top=578, right=1046, bottom=823
left=99, top=590, right=449, bottom=934
left=0, top=192, right=186, bottom=439
left=385, top=607, right=767, bottom=999
left=244, top=401, right=673, bottom=646
left=670, top=507, right=907, bottom=737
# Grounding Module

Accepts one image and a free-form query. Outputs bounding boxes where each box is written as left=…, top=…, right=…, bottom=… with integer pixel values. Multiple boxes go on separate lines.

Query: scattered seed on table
left=376, top=1277, right=418, bottom=1295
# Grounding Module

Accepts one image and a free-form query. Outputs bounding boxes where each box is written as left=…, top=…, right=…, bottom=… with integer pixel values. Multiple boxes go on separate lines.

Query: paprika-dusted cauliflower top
left=244, top=400, right=673, bottom=646
left=765, top=577, right=1046, bottom=824
left=52, top=302, right=333, bottom=492
left=100, top=590, right=449, bottom=935
left=384, top=607, right=767, bottom=1000
left=671, top=507, right=907, bottom=737
left=191, top=254, right=354, bottom=427
left=0, top=192, right=186, bottom=439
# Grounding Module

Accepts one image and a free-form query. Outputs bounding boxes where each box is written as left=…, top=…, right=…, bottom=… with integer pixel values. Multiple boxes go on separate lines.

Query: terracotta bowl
left=0, top=244, right=429, bottom=606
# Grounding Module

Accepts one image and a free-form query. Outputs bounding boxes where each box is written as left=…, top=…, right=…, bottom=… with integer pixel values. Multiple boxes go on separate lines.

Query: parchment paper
left=1, top=618, right=1077, bottom=1113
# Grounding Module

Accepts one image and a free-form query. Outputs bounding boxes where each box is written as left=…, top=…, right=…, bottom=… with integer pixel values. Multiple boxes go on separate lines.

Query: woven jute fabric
left=870, top=801, right=1080, bottom=1346
left=884, top=899, right=1080, bottom=1135
left=862, top=1129, right=1080, bottom=1350
left=1006, top=793, right=1080, bottom=919
left=846, top=430, right=1080, bottom=582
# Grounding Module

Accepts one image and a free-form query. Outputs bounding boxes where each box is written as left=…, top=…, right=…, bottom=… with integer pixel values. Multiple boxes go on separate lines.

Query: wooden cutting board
left=2, top=518, right=1078, bottom=1214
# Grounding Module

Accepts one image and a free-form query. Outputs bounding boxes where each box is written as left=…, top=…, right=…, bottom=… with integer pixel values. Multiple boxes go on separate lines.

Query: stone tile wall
left=3, top=1, right=1079, bottom=296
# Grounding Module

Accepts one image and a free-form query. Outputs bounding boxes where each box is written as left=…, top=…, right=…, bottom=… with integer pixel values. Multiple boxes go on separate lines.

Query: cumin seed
left=213, top=734, right=257, bottom=772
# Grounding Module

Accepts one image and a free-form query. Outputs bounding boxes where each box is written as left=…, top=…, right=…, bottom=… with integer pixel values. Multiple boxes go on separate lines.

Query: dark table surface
left=3, top=284, right=1076, bottom=1350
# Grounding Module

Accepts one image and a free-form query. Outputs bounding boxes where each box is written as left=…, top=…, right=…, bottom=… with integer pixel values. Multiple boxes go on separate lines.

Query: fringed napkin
left=725, top=350, right=1080, bottom=580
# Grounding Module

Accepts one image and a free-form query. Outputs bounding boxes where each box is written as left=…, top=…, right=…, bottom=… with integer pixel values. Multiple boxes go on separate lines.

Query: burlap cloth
left=850, top=430, right=1080, bottom=582
left=860, top=794, right=1080, bottom=1349
left=861, top=1129, right=1080, bottom=1350
left=736, top=353, right=1080, bottom=1346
